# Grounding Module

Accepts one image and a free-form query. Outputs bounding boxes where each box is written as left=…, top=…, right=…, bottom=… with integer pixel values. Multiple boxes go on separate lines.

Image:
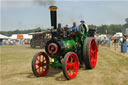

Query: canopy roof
left=10, top=34, right=32, bottom=39
left=0, top=34, right=10, bottom=39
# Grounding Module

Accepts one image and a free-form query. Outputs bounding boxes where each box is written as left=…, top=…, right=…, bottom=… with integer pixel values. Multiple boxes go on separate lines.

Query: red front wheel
left=62, top=52, right=79, bottom=80
left=32, top=52, right=50, bottom=77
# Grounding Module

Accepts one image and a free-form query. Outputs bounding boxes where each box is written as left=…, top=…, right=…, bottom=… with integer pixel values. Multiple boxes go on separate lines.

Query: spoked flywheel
left=83, top=37, right=97, bottom=69
left=32, top=52, right=50, bottom=77
left=62, top=52, right=79, bottom=80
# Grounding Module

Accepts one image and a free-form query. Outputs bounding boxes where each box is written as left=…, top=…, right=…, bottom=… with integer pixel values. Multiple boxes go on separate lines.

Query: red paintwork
left=48, top=43, right=58, bottom=55
left=34, top=52, right=49, bottom=76
left=65, top=52, right=79, bottom=79
left=89, top=39, right=97, bottom=68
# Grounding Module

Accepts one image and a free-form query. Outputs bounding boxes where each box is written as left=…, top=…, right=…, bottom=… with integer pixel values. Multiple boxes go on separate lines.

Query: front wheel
left=62, top=52, right=79, bottom=80
left=32, top=52, right=50, bottom=77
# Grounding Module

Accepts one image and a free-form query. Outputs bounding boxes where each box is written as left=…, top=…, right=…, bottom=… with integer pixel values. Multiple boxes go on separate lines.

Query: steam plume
left=33, top=0, right=55, bottom=6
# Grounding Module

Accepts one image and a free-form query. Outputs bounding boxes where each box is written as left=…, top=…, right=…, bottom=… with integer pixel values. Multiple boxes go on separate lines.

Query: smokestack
left=49, top=6, right=57, bottom=29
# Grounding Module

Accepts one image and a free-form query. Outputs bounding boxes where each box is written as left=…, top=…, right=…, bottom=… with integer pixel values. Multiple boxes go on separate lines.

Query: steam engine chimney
left=49, top=6, right=57, bottom=29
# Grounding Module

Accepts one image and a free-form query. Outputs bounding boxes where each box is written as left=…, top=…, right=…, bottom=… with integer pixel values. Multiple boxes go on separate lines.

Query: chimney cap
left=49, top=6, right=57, bottom=11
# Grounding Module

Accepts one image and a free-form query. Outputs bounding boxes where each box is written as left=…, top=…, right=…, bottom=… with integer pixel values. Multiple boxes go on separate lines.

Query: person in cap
left=79, top=19, right=89, bottom=33
left=71, top=22, right=79, bottom=31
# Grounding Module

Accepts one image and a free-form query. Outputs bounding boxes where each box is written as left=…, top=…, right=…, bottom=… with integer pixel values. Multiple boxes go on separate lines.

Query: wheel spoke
left=70, top=56, right=73, bottom=63
left=35, top=63, right=39, bottom=65
left=36, top=58, right=40, bottom=61
left=72, top=63, right=76, bottom=70
left=93, top=58, right=96, bottom=63
left=67, top=64, right=70, bottom=69
left=91, top=58, right=94, bottom=63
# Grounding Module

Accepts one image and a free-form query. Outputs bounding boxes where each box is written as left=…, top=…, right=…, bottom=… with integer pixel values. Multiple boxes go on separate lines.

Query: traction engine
left=32, top=6, right=98, bottom=80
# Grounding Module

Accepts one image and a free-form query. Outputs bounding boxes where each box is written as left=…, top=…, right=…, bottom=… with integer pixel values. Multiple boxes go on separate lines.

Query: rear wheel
left=32, top=52, right=50, bottom=77
left=62, top=52, right=79, bottom=80
left=83, top=37, right=97, bottom=69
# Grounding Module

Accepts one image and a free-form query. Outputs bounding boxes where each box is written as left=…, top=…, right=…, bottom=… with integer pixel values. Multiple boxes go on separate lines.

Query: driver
left=71, top=22, right=79, bottom=31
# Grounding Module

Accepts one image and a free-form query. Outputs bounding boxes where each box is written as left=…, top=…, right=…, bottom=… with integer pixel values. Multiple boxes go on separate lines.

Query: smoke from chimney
left=33, top=0, right=55, bottom=6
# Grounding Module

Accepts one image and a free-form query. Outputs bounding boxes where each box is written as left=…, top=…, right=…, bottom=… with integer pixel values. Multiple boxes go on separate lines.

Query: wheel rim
left=34, top=52, right=49, bottom=76
left=89, top=39, right=97, bottom=68
left=65, top=53, right=79, bottom=79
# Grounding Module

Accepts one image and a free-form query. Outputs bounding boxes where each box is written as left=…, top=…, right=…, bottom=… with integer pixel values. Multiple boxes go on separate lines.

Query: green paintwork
left=50, top=61, right=62, bottom=67
left=43, top=62, right=61, bottom=67
left=53, top=57, right=61, bottom=67
left=43, top=57, right=62, bottom=67
left=62, top=40, right=76, bottom=52
left=81, top=26, right=87, bottom=44
left=49, top=27, right=88, bottom=68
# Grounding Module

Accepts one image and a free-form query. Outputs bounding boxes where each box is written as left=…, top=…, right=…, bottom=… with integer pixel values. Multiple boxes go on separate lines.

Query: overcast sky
left=0, top=0, right=128, bottom=31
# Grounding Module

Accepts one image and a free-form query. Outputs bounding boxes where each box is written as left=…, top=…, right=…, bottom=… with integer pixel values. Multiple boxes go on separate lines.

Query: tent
left=10, top=34, right=32, bottom=39
left=0, top=34, right=10, bottom=45
left=0, top=34, right=10, bottom=39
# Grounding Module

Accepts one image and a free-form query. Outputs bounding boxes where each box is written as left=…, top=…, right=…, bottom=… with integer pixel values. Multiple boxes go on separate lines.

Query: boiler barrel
left=45, top=39, right=76, bottom=57
left=62, top=40, right=76, bottom=52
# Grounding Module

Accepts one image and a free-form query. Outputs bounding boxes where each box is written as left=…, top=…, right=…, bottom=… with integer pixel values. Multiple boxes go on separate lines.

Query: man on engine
left=71, top=22, right=79, bottom=31
left=79, top=19, right=89, bottom=33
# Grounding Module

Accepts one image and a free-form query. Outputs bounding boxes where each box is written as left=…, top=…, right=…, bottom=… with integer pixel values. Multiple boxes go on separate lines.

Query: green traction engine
left=32, top=6, right=98, bottom=80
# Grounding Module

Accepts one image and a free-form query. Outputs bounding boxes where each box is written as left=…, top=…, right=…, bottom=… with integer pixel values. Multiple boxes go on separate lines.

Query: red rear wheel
left=32, top=52, right=49, bottom=77
left=62, top=52, right=79, bottom=80
left=89, top=39, right=97, bottom=68
left=83, top=37, right=97, bottom=69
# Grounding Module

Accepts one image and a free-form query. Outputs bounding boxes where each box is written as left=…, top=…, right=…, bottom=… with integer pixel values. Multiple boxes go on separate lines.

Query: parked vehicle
left=29, top=31, right=51, bottom=49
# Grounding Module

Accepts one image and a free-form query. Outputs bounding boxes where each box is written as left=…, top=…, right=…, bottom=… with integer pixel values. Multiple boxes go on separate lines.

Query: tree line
left=0, top=18, right=128, bottom=36
left=0, top=27, right=42, bottom=36
left=89, top=18, right=128, bottom=35
left=88, top=24, right=124, bottom=35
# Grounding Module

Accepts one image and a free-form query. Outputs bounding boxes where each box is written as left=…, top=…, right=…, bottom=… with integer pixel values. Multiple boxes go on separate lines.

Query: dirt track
left=0, top=45, right=128, bottom=85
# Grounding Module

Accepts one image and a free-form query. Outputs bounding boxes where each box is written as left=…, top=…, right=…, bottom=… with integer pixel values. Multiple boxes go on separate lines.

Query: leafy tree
left=32, top=27, right=42, bottom=32
left=125, top=18, right=128, bottom=24
left=88, top=24, right=97, bottom=29
left=97, top=25, right=108, bottom=34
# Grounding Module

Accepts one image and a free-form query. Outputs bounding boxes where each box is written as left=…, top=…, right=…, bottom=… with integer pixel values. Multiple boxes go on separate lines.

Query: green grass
left=0, top=45, right=128, bottom=85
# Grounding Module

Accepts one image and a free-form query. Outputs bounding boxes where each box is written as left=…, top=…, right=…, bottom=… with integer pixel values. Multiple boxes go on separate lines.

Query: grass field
left=0, top=45, right=128, bottom=85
